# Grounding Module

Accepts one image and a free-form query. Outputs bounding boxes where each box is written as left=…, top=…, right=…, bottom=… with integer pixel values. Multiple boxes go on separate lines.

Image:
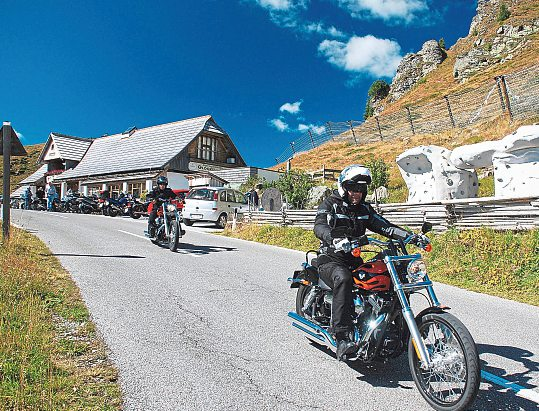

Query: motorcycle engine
left=379, top=323, right=403, bottom=358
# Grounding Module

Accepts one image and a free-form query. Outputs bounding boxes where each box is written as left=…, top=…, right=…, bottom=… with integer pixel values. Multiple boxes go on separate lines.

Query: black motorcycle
left=77, top=195, right=100, bottom=214
left=145, top=199, right=184, bottom=252
left=288, top=222, right=480, bottom=411
left=30, top=198, right=47, bottom=211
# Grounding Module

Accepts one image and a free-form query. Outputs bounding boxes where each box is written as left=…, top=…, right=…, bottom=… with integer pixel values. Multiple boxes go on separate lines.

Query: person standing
left=47, top=184, right=57, bottom=211
left=23, top=186, right=32, bottom=210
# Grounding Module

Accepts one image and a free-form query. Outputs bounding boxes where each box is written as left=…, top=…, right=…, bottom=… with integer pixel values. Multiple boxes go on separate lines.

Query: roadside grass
left=221, top=225, right=539, bottom=306
left=0, top=227, right=122, bottom=410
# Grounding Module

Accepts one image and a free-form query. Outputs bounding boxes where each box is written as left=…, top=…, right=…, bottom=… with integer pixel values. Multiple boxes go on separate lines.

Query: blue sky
left=2, top=0, right=476, bottom=168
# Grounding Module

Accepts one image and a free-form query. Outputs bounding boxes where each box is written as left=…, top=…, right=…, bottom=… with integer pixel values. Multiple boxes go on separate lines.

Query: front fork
left=384, top=255, right=440, bottom=368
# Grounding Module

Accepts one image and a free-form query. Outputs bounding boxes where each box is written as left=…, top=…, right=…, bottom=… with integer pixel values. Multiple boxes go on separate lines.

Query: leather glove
left=332, top=237, right=351, bottom=253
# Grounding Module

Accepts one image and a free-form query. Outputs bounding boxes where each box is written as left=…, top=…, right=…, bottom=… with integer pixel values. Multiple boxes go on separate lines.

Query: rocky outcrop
left=454, top=0, right=539, bottom=82
left=386, top=40, right=445, bottom=104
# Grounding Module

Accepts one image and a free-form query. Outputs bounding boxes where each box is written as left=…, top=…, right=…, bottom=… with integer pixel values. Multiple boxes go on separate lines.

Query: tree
left=438, top=38, right=446, bottom=50
left=497, top=4, right=510, bottom=22
left=274, top=171, right=314, bottom=209
left=364, top=80, right=390, bottom=120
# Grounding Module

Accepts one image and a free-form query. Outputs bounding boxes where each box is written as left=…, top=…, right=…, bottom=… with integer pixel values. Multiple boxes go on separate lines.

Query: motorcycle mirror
left=421, top=221, right=433, bottom=234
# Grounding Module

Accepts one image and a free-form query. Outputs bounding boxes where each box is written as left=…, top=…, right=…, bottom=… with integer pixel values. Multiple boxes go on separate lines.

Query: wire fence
left=274, top=63, right=539, bottom=165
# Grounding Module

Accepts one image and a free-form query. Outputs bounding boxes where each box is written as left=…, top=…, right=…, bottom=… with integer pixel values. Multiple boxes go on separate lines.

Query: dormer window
left=198, top=135, right=216, bottom=161
left=122, top=126, right=137, bottom=138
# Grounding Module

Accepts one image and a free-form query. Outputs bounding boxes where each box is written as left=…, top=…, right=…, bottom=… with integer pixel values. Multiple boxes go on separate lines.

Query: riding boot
left=335, top=331, right=357, bottom=361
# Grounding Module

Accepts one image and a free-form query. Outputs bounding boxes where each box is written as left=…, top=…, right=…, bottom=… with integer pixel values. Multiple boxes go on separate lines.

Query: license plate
left=190, top=214, right=203, bottom=219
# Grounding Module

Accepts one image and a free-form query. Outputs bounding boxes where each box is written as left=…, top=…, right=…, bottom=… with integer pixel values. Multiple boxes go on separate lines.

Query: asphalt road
left=8, top=209, right=539, bottom=411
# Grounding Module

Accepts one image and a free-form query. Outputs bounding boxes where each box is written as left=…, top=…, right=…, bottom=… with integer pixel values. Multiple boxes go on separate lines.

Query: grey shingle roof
left=52, top=134, right=92, bottom=161
left=38, top=133, right=93, bottom=162
left=19, top=164, right=48, bottom=185
left=58, top=115, right=218, bottom=180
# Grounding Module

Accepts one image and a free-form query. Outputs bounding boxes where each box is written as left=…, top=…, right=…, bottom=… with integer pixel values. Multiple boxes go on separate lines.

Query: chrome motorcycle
left=288, top=222, right=480, bottom=411
left=145, top=199, right=184, bottom=252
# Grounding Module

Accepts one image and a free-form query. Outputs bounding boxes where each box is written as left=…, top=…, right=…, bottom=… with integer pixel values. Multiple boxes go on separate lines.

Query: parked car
left=171, top=189, right=190, bottom=211
left=183, top=187, right=248, bottom=228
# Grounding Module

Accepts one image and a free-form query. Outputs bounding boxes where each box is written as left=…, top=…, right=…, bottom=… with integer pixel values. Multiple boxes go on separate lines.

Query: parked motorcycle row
left=12, top=192, right=151, bottom=218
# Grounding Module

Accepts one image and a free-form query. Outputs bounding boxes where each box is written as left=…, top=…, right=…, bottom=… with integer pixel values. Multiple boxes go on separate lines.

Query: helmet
left=156, top=176, right=168, bottom=186
left=337, top=165, right=372, bottom=197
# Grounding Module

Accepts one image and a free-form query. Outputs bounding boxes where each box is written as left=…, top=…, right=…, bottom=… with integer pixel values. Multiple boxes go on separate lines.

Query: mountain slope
left=0, top=144, right=45, bottom=195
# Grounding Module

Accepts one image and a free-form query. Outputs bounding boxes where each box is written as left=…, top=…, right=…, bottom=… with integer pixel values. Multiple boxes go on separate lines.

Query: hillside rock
left=455, top=0, right=539, bottom=82
left=385, top=40, right=445, bottom=105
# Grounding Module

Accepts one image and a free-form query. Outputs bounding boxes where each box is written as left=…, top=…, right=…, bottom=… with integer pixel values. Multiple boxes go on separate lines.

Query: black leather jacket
left=147, top=187, right=177, bottom=202
left=314, top=190, right=410, bottom=266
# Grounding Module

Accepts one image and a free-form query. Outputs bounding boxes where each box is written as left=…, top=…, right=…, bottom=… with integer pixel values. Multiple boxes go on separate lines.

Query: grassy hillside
left=0, top=144, right=44, bottom=195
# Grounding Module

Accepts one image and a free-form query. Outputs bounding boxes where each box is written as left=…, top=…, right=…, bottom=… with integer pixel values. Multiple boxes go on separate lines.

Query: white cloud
left=270, top=118, right=290, bottom=131
left=279, top=101, right=302, bottom=114
left=337, top=0, right=429, bottom=24
left=304, top=22, right=347, bottom=38
left=257, top=0, right=294, bottom=10
left=298, top=123, right=326, bottom=134
left=318, top=35, right=402, bottom=78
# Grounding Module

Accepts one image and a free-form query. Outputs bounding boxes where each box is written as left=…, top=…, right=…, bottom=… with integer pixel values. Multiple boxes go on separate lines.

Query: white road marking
left=118, top=230, right=149, bottom=241
left=48, top=213, right=69, bottom=219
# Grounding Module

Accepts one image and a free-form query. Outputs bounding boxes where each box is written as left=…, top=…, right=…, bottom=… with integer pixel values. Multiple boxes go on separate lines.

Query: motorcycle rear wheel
left=129, top=205, right=142, bottom=219
left=408, top=312, right=480, bottom=411
left=108, top=206, right=119, bottom=217
left=169, top=219, right=180, bottom=252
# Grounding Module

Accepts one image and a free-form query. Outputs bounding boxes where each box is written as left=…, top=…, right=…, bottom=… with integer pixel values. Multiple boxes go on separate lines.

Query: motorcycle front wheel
left=169, top=219, right=180, bottom=252
left=129, top=205, right=142, bottom=219
left=408, top=312, right=480, bottom=411
left=107, top=206, right=119, bottom=217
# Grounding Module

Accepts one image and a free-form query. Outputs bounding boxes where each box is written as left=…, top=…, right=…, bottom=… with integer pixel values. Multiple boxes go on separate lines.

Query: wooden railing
left=242, top=196, right=539, bottom=231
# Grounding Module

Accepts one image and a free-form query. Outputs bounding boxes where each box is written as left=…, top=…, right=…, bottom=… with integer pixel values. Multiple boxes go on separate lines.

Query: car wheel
left=216, top=213, right=227, bottom=229
left=183, top=219, right=194, bottom=226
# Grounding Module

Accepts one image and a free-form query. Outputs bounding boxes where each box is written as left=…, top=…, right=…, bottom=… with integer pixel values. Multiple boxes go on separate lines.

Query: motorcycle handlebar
left=333, top=232, right=431, bottom=253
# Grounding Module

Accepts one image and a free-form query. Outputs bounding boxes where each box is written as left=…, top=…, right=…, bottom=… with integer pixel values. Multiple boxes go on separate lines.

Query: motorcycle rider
left=314, top=164, right=411, bottom=361
left=146, top=176, right=177, bottom=238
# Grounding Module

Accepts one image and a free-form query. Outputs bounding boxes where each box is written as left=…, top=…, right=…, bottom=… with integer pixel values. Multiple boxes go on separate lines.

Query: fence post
left=444, top=95, right=456, bottom=128
left=375, top=116, right=383, bottom=140
left=289, top=141, right=296, bottom=154
left=308, top=130, right=315, bottom=148
left=499, top=75, right=513, bottom=121
left=495, top=76, right=506, bottom=112
left=347, top=120, right=358, bottom=145
left=322, top=164, right=326, bottom=183
left=445, top=204, right=457, bottom=228
left=405, top=106, right=415, bottom=135
left=326, top=122, right=335, bottom=141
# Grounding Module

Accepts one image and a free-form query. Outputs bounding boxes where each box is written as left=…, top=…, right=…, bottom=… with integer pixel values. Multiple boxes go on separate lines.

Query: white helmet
left=337, top=165, right=372, bottom=197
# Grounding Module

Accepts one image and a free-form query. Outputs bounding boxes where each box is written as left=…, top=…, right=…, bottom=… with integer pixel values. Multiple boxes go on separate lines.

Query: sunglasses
left=343, top=182, right=364, bottom=193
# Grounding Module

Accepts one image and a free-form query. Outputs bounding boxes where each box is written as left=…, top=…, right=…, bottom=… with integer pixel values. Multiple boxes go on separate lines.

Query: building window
left=88, top=186, right=101, bottom=196
left=128, top=182, right=145, bottom=198
left=109, top=184, right=121, bottom=199
left=198, top=136, right=217, bottom=161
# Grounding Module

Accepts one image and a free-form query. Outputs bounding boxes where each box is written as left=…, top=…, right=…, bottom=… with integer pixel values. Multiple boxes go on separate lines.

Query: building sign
left=188, top=162, right=225, bottom=172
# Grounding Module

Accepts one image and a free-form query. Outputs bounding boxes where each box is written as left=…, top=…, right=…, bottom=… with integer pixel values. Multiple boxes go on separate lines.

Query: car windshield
left=187, top=189, right=215, bottom=201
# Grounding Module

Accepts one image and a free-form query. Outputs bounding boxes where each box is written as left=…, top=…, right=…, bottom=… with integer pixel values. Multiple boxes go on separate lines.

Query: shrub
left=363, top=99, right=374, bottom=120
left=275, top=171, right=314, bottom=209
left=368, top=80, right=390, bottom=99
left=438, top=37, right=446, bottom=50
left=365, top=158, right=389, bottom=189
left=497, top=4, right=510, bottom=22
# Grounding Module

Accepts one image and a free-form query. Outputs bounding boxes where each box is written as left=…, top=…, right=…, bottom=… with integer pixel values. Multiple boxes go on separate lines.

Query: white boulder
left=493, top=148, right=539, bottom=198
left=397, top=146, right=478, bottom=203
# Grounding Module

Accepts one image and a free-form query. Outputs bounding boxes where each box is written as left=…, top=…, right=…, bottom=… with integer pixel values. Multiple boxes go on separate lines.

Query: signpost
left=1, top=122, right=27, bottom=242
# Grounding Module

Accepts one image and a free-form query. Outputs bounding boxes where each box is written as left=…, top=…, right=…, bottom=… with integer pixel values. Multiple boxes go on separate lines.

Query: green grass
left=222, top=225, right=539, bottom=306
left=0, top=228, right=122, bottom=410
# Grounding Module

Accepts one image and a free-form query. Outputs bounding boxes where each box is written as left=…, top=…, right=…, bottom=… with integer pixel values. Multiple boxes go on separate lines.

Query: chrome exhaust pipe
left=288, top=312, right=335, bottom=348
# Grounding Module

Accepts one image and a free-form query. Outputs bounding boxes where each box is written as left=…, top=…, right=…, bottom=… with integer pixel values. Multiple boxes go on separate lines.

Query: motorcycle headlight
left=407, top=259, right=427, bottom=283
left=167, top=204, right=176, bottom=212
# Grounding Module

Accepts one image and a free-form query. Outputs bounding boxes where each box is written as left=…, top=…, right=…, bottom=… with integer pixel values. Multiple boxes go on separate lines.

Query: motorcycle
left=77, top=195, right=100, bottom=214
left=288, top=222, right=480, bottom=411
left=104, top=194, right=129, bottom=217
left=62, top=193, right=81, bottom=213
left=30, top=197, right=47, bottom=211
left=145, top=199, right=184, bottom=252
left=127, top=196, right=147, bottom=219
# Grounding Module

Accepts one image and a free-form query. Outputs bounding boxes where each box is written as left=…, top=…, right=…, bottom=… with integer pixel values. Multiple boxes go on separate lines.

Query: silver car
left=183, top=187, right=248, bottom=228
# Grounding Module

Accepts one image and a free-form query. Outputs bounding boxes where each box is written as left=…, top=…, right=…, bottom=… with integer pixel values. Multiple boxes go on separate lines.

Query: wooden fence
left=242, top=196, right=539, bottom=232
